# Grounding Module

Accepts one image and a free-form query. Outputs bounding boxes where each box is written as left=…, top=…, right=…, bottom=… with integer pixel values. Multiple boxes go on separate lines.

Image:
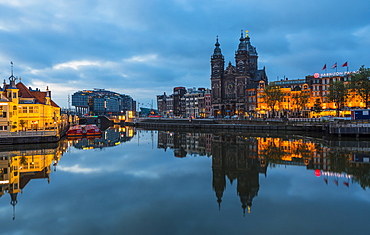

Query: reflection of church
left=157, top=130, right=370, bottom=213
left=212, top=135, right=266, bottom=215
left=0, top=141, right=68, bottom=219
left=157, top=131, right=266, bottom=214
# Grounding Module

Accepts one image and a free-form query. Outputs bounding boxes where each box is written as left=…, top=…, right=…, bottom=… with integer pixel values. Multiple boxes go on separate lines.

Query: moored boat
left=66, top=124, right=102, bottom=137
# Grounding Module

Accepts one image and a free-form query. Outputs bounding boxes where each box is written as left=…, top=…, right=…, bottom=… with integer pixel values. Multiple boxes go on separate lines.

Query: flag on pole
left=331, top=63, right=337, bottom=69
left=322, top=64, right=327, bottom=70
left=342, top=61, right=348, bottom=67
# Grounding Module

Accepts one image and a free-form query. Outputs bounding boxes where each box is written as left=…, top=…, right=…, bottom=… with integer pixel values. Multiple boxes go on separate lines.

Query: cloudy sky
left=0, top=0, right=369, bottom=108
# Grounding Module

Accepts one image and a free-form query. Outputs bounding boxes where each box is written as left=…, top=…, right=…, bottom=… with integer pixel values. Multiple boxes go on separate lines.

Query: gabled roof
left=16, top=82, right=35, bottom=98
left=3, top=82, right=59, bottom=108
left=32, top=91, right=59, bottom=108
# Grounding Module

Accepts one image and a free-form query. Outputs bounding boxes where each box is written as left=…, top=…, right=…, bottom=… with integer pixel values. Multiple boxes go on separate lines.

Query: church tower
left=210, top=36, right=225, bottom=109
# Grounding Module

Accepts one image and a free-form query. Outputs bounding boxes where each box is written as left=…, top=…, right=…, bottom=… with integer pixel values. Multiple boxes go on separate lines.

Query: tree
left=327, top=80, right=349, bottom=116
left=313, top=98, right=323, bottom=115
left=19, top=120, right=26, bottom=131
left=350, top=65, right=370, bottom=108
left=261, top=84, right=284, bottom=117
left=291, top=91, right=310, bottom=117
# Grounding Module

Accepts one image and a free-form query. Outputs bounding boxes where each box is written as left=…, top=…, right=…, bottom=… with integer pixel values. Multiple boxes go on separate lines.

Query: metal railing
left=0, top=130, right=57, bottom=137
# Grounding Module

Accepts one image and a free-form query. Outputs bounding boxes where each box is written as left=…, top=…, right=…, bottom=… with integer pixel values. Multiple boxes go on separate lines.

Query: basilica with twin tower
left=210, top=31, right=268, bottom=117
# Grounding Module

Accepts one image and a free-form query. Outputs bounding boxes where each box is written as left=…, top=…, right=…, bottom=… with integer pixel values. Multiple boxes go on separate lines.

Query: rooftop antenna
left=10, top=61, right=13, bottom=76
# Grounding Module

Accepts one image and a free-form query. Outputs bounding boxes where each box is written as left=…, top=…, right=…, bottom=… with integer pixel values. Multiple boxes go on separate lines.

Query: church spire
left=10, top=192, right=18, bottom=220
left=213, top=36, right=222, bottom=56
left=237, top=30, right=247, bottom=53
left=8, top=61, right=17, bottom=88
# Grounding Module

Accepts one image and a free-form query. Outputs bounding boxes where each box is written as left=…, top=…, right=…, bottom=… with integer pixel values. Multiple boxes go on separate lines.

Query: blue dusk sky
left=0, top=0, right=369, bottom=108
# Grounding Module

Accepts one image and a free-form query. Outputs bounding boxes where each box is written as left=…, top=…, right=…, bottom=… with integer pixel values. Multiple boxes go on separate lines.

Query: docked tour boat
left=66, top=124, right=102, bottom=137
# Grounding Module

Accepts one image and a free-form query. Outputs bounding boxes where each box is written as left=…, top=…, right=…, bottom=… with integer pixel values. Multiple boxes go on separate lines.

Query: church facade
left=210, top=31, right=268, bottom=117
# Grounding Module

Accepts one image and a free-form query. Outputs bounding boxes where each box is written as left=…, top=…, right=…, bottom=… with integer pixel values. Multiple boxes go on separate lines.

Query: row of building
left=157, top=87, right=212, bottom=118
left=157, top=31, right=363, bottom=118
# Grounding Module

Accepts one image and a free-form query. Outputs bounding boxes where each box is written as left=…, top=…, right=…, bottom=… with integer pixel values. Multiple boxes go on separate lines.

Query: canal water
left=1, top=126, right=369, bottom=235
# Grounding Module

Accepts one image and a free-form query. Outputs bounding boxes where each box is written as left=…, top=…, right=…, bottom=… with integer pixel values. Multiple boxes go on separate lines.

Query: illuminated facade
left=256, top=71, right=363, bottom=118
left=0, top=73, right=61, bottom=132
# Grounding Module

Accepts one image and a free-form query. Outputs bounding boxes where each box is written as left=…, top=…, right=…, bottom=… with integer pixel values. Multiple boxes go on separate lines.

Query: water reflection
left=0, top=125, right=135, bottom=219
left=1, top=127, right=370, bottom=225
left=67, top=125, right=135, bottom=150
left=0, top=141, right=68, bottom=219
left=157, top=130, right=370, bottom=213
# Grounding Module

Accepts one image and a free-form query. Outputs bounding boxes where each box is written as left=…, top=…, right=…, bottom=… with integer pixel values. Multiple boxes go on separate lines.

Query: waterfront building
left=184, top=87, right=210, bottom=118
left=71, top=88, right=135, bottom=116
left=156, top=93, right=167, bottom=115
left=305, top=71, right=362, bottom=116
left=156, top=87, right=210, bottom=118
left=157, top=87, right=186, bottom=117
left=0, top=73, right=60, bottom=132
left=256, top=71, right=362, bottom=118
left=245, top=82, right=259, bottom=117
left=256, top=78, right=312, bottom=118
left=210, top=31, right=268, bottom=117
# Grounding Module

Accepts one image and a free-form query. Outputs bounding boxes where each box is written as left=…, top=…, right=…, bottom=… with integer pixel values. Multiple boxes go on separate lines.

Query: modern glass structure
left=71, top=89, right=135, bottom=116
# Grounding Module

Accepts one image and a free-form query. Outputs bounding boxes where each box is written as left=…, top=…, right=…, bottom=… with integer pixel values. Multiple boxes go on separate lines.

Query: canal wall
left=0, top=124, right=69, bottom=145
left=0, top=135, right=60, bottom=145
left=129, top=118, right=324, bottom=132
left=128, top=118, right=370, bottom=136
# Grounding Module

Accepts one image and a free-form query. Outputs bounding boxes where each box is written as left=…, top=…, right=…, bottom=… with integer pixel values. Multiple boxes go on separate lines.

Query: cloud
left=0, top=0, right=369, bottom=108
left=58, top=164, right=101, bottom=173
left=53, top=60, right=103, bottom=70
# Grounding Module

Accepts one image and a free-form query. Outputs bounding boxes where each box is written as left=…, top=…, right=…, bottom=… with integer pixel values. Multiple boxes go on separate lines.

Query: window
left=29, top=106, right=34, bottom=113
left=0, top=106, right=4, bottom=117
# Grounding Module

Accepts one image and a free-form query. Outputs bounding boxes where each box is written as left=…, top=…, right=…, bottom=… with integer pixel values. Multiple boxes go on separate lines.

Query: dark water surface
left=1, top=126, right=369, bottom=235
